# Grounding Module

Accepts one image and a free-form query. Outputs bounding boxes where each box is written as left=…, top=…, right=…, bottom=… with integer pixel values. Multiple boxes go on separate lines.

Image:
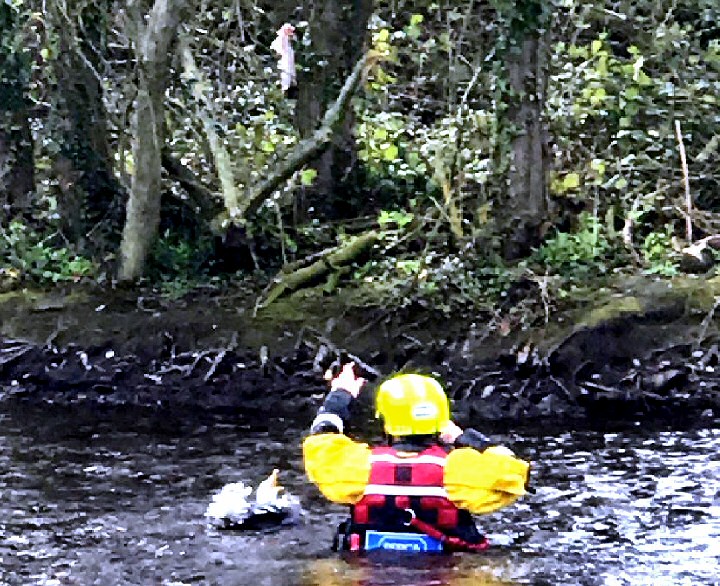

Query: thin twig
left=675, top=120, right=693, bottom=243
left=53, top=0, right=105, bottom=85
left=694, top=296, right=720, bottom=351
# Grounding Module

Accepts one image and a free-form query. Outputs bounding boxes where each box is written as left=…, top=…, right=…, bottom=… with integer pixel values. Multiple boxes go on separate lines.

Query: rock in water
left=205, top=469, right=301, bottom=530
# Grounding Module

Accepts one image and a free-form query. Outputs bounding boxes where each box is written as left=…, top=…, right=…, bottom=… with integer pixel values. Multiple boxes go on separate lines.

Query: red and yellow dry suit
left=303, top=390, right=530, bottom=546
left=304, top=433, right=528, bottom=512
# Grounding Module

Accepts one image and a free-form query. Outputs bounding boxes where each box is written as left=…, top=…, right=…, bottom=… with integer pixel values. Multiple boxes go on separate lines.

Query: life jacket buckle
left=402, top=508, right=416, bottom=526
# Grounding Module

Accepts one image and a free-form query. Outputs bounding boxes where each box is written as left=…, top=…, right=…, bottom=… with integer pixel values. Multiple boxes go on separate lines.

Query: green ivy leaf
left=382, top=144, right=399, bottom=161
left=300, top=168, right=317, bottom=186
left=563, top=173, right=581, bottom=190
left=590, top=159, right=606, bottom=177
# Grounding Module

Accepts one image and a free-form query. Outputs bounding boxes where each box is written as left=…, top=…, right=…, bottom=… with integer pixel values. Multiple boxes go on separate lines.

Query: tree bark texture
left=161, top=152, right=219, bottom=217
left=501, top=25, right=549, bottom=260
left=0, top=6, right=34, bottom=216
left=119, top=0, right=189, bottom=281
left=51, top=2, right=121, bottom=242
left=293, top=0, right=372, bottom=221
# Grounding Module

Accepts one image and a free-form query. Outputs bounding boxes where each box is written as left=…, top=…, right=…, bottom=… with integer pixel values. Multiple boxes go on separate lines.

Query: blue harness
left=365, top=530, right=444, bottom=552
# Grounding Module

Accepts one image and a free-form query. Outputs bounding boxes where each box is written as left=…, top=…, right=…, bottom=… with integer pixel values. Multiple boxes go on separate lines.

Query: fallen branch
left=303, top=327, right=383, bottom=379
left=0, top=342, right=33, bottom=367
left=697, top=133, right=718, bottom=163
left=204, top=333, right=238, bottom=382
left=684, top=234, right=720, bottom=252
left=621, top=195, right=644, bottom=265
left=680, top=234, right=720, bottom=273
left=580, top=381, right=622, bottom=397
left=696, top=343, right=720, bottom=369
left=694, top=296, right=720, bottom=351
left=258, top=230, right=379, bottom=308
left=549, top=375, right=574, bottom=399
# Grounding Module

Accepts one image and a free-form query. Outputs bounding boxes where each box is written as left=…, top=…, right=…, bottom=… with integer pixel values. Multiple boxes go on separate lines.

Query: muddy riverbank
left=1, top=275, right=719, bottom=426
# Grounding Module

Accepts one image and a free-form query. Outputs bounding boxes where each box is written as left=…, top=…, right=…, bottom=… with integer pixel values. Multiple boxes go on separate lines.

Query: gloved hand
left=439, top=420, right=464, bottom=444
left=329, top=362, right=366, bottom=398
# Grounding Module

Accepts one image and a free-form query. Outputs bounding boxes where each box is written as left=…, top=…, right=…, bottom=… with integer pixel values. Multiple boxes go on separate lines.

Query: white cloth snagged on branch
left=270, top=23, right=296, bottom=92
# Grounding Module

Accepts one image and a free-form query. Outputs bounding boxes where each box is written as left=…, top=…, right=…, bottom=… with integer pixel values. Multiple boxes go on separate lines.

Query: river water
left=0, top=401, right=718, bottom=586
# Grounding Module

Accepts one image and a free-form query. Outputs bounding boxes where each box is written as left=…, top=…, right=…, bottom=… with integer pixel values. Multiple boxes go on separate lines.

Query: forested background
left=1, top=0, right=718, bottom=314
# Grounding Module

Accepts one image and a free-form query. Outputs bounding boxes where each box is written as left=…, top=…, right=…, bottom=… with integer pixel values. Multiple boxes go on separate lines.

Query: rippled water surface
left=1, top=401, right=718, bottom=586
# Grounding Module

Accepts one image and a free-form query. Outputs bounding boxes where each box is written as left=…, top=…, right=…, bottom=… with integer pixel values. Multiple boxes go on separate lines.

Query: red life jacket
left=352, top=445, right=460, bottom=531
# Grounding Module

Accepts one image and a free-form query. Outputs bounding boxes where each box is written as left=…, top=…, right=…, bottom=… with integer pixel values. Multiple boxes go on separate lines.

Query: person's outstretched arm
left=302, top=363, right=371, bottom=504
left=308, top=365, right=361, bottom=434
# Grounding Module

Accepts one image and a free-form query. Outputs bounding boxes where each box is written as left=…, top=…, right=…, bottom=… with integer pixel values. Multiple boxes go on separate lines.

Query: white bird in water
left=205, top=469, right=301, bottom=530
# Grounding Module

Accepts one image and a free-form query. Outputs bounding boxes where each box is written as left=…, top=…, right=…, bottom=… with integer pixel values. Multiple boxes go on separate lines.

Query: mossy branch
left=258, top=230, right=379, bottom=309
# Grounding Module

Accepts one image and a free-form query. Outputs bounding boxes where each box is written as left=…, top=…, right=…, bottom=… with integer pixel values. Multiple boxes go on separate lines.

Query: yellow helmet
left=375, top=374, right=450, bottom=436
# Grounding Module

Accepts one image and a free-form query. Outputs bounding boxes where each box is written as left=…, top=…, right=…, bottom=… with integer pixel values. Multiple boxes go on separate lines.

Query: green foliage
left=147, top=233, right=215, bottom=299
left=356, top=112, right=416, bottom=179
left=150, top=232, right=211, bottom=278
left=0, top=220, right=95, bottom=283
left=354, top=242, right=517, bottom=315
left=534, top=213, right=616, bottom=276
left=300, top=168, right=317, bottom=186
left=641, top=229, right=679, bottom=276
left=492, top=0, right=551, bottom=44
left=378, top=209, right=414, bottom=229
left=6, top=0, right=719, bottom=302
left=548, top=10, right=719, bottom=230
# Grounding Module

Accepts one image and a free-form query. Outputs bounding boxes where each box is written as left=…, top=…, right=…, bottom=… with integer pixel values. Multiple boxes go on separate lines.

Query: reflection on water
left=0, top=401, right=718, bottom=586
left=302, top=556, right=521, bottom=586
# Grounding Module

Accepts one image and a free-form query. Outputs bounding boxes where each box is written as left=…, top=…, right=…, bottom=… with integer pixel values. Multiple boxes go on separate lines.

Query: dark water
left=1, top=402, right=718, bottom=586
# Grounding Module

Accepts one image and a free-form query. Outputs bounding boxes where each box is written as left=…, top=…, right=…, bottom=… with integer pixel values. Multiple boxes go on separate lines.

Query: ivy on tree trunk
left=495, top=0, right=550, bottom=260
left=292, top=0, right=372, bottom=222
left=51, top=1, right=122, bottom=245
left=0, top=4, right=34, bottom=217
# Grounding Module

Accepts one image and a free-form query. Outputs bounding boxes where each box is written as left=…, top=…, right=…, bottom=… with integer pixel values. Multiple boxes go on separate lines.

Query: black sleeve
left=308, top=388, right=354, bottom=434
left=454, top=428, right=492, bottom=451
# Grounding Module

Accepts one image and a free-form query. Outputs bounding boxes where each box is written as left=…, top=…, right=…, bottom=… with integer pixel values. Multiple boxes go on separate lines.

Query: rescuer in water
left=303, top=363, right=531, bottom=553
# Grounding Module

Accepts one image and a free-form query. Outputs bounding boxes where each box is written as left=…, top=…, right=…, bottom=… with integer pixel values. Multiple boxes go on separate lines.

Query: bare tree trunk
left=0, top=6, right=34, bottom=216
left=500, top=6, right=549, bottom=260
left=119, top=0, right=189, bottom=281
